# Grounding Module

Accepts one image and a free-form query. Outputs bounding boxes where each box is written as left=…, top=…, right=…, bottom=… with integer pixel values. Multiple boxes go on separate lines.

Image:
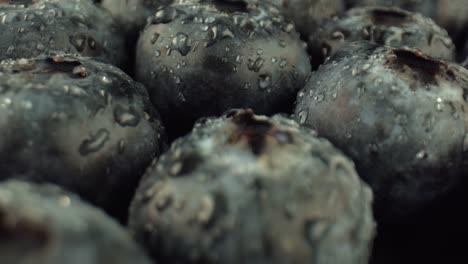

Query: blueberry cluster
left=0, top=0, right=467, bottom=264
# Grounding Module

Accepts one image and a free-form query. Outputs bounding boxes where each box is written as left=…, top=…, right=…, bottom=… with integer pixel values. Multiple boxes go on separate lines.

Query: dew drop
left=101, top=76, right=112, bottom=84
left=279, top=39, right=287, bottom=47
left=436, top=97, right=444, bottom=112
left=304, top=220, right=328, bottom=244
left=150, top=32, right=160, bottom=44
left=221, top=28, right=234, bottom=39
left=279, top=59, right=287, bottom=68
left=36, top=43, right=45, bottom=51
left=170, top=162, right=182, bottom=175
left=415, top=150, right=428, bottom=160
left=314, top=93, right=325, bottom=101
left=331, top=91, right=338, bottom=100
left=88, top=37, right=96, bottom=50
left=69, top=34, right=86, bottom=52
left=118, top=139, right=126, bottom=154
left=298, top=110, right=308, bottom=124
left=152, top=7, right=178, bottom=24
left=204, top=17, right=215, bottom=24
left=177, top=92, right=187, bottom=102
left=171, top=32, right=191, bottom=56
left=197, top=195, right=214, bottom=224
left=114, top=105, right=140, bottom=127
left=258, top=74, right=271, bottom=90
left=20, top=100, right=33, bottom=109
left=205, top=26, right=218, bottom=47
left=247, top=57, right=264, bottom=72
left=79, top=129, right=110, bottom=156
left=6, top=46, right=14, bottom=54
left=58, top=195, right=71, bottom=207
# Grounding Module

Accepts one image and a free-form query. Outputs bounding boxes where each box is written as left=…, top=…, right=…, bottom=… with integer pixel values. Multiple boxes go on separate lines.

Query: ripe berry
left=294, top=41, right=468, bottom=222
left=0, top=0, right=126, bottom=67
left=347, top=0, right=435, bottom=16
left=129, top=109, right=375, bottom=264
left=0, top=180, right=152, bottom=264
left=308, top=6, right=455, bottom=68
left=135, top=0, right=311, bottom=138
left=0, top=54, right=165, bottom=221
left=348, top=0, right=468, bottom=44
left=102, top=0, right=173, bottom=32
left=269, top=0, right=344, bottom=37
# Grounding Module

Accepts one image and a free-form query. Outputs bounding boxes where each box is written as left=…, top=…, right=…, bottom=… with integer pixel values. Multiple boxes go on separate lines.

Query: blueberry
left=308, top=6, right=455, bottom=68
left=348, top=0, right=468, bottom=45
left=0, top=0, right=126, bottom=67
left=0, top=54, right=166, bottom=221
left=135, top=0, right=311, bottom=138
left=0, top=180, right=152, bottom=264
left=102, top=0, right=173, bottom=33
left=129, top=109, right=375, bottom=264
left=269, top=0, right=344, bottom=38
left=294, top=41, right=468, bottom=222
left=347, top=0, right=435, bottom=16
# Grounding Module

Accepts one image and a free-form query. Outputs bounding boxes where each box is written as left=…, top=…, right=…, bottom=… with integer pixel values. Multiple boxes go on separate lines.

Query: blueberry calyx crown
left=225, top=109, right=293, bottom=155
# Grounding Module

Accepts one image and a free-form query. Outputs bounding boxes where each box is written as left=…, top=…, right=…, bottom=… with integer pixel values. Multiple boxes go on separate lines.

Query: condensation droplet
left=114, top=105, right=140, bottom=127
left=298, top=110, right=308, bottom=124
left=79, top=129, right=110, bottom=156
left=150, top=32, right=160, bottom=44
left=258, top=74, right=271, bottom=90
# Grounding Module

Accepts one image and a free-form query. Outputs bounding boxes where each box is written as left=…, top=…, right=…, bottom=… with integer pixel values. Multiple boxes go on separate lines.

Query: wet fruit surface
left=294, top=41, right=468, bottom=221
left=135, top=0, right=311, bottom=138
left=102, top=0, right=174, bottom=32
left=0, top=0, right=467, bottom=263
left=347, top=0, right=436, bottom=16
left=0, top=54, right=166, bottom=221
left=0, top=180, right=152, bottom=264
left=129, top=109, right=375, bottom=264
left=348, top=0, right=468, bottom=52
left=0, top=0, right=126, bottom=67
left=308, top=6, right=455, bottom=67
left=269, top=0, right=344, bottom=37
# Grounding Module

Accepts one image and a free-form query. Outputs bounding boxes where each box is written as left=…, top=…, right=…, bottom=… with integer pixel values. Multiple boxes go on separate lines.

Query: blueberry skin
left=308, top=6, right=455, bottom=68
left=269, top=0, right=344, bottom=37
left=129, top=109, right=375, bottom=264
left=346, top=0, right=436, bottom=16
left=294, top=41, right=468, bottom=222
left=135, top=1, right=311, bottom=138
left=102, top=0, right=173, bottom=32
left=0, top=54, right=166, bottom=221
left=0, top=180, right=152, bottom=264
left=0, top=0, right=126, bottom=67
left=348, top=0, right=468, bottom=42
